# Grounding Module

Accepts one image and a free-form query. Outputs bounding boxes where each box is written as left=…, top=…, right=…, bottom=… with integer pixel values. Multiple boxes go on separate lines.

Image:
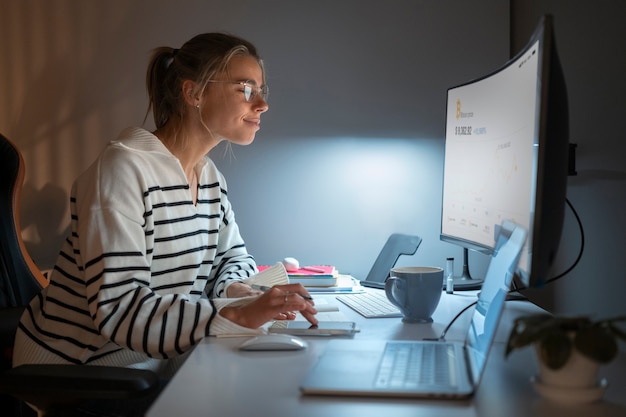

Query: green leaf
left=575, top=326, right=618, bottom=363
left=505, top=314, right=553, bottom=356
left=538, top=330, right=571, bottom=370
left=608, top=322, right=626, bottom=342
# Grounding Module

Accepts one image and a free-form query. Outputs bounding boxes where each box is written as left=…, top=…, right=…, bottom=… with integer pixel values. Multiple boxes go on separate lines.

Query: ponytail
left=145, top=47, right=180, bottom=128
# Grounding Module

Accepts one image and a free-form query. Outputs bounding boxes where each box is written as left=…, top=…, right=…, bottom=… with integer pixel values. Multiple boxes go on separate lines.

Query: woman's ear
left=181, top=79, right=200, bottom=107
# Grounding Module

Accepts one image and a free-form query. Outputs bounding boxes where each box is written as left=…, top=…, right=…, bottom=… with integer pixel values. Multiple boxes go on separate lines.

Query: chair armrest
left=0, top=364, right=160, bottom=409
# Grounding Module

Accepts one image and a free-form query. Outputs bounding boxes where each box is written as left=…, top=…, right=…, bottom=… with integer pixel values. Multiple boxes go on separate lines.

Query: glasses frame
left=206, top=80, right=269, bottom=102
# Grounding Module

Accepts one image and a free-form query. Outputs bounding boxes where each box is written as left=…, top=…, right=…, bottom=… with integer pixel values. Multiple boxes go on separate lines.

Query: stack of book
left=257, top=265, right=338, bottom=287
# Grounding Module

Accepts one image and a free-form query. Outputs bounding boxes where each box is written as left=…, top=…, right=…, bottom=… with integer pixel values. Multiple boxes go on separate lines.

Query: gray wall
left=0, top=0, right=507, bottom=279
left=2, top=0, right=625, bottom=322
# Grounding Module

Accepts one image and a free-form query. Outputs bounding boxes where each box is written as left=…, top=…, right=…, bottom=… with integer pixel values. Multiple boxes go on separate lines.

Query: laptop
left=300, top=221, right=527, bottom=399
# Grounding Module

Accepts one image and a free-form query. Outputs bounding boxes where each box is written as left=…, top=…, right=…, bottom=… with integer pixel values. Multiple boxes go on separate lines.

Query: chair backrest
left=0, top=135, right=161, bottom=416
left=0, top=134, right=49, bottom=373
left=0, top=134, right=48, bottom=309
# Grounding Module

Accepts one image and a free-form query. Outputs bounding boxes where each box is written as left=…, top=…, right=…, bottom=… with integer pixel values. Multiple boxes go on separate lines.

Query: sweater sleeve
left=207, top=169, right=258, bottom=298
left=209, top=263, right=290, bottom=336
left=75, top=196, right=216, bottom=359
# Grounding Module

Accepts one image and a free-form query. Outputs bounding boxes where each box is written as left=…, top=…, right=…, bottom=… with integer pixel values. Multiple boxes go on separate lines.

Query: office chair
left=0, top=133, right=159, bottom=417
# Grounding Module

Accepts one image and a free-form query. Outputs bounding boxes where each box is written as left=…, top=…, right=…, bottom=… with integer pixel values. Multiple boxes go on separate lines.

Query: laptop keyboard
left=375, top=342, right=453, bottom=389
left=336, top=291, right=402, bottom=318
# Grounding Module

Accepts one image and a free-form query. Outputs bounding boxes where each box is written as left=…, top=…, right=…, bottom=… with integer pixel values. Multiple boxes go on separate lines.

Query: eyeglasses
left=207, top=80, right=269, bottom=102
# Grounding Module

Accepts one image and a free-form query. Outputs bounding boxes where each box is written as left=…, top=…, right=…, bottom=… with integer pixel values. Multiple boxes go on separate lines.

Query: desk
left=147, top=291, right=626, bottom=417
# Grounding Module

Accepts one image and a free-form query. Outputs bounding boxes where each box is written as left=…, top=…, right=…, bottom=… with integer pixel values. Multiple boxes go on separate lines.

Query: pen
left=251, top=284, right=313, bottom=301
left=301, top=266, right=326, bottom=273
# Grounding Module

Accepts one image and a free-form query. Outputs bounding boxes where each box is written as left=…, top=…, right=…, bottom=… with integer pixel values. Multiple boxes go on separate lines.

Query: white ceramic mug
left=385, top=266, right=443, bottom=323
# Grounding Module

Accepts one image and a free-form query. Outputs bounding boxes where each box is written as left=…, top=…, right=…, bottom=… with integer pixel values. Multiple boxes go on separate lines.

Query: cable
left=511, top=197, right=585, bottom=294
left=426, top=199, right=584, bottom=341
left=544, top=197, right=585, bottom=284
left=423, top=300, right=477, bottom=341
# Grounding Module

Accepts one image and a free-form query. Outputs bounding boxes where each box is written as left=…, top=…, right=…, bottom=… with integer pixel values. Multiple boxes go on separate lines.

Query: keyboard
left=375, top=342, right=453, bottom=388
left=336, top=290, right=402, bottom=318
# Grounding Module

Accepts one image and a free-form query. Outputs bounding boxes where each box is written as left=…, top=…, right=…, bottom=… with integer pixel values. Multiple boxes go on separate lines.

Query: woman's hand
left=219, top=283, right=318, bottom=329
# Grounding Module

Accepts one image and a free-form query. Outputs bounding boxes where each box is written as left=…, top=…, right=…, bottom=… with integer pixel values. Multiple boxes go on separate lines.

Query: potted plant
left=505, top=313, right=626, bottom=403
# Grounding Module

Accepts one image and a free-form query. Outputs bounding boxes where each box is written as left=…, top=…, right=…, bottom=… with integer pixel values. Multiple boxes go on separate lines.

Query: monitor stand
left=452, top=248, right=483, bottom=290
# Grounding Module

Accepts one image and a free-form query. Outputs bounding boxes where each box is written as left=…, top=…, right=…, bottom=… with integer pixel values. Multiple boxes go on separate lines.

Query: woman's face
left=199, top=54, right=269, bottom=146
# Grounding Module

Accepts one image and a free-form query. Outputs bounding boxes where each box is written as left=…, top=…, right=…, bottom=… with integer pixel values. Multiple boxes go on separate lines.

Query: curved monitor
left=440, top=15, right=569, bottom=289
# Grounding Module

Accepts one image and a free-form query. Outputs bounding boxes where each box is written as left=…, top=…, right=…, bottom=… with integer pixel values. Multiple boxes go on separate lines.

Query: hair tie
left=165, top=49, right=178, bottom=69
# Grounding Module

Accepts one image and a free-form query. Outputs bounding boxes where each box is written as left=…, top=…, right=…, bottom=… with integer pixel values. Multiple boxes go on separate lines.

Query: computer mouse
left=282, top=257, right=300, bottom=272
left=238, top=334, right=308, bottom=351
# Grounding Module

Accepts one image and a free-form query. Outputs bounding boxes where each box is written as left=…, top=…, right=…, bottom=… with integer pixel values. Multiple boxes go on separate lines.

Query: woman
left=14, top=33, right=317, bottom=382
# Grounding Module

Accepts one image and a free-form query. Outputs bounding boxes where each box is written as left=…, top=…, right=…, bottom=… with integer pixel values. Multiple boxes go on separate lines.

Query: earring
left=195, top=103, right=200, bottom=109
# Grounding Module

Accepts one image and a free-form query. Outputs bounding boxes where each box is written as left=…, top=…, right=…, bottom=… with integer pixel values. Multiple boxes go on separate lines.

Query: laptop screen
left=464, top=222, right=527, bottom=385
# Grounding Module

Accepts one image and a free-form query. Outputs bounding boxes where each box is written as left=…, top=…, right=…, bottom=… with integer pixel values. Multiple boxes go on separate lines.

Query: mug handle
left=384, top=276, right=404, bottom=309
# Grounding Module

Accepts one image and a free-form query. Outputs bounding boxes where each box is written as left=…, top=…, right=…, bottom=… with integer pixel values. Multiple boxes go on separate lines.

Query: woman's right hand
left=219, top=283, right=318, bottom=329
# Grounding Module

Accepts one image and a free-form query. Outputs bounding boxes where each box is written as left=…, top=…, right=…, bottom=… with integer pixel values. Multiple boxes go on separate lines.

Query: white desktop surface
left=147, top=290, right=626, bottom=417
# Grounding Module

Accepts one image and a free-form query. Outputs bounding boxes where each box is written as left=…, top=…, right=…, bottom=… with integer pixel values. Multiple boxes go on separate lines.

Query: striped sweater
left=15, top=127, right=277, bottom=368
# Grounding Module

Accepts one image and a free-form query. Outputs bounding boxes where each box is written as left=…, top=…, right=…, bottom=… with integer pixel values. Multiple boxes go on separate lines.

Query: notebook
left=300, top=221, right=527, bottom=399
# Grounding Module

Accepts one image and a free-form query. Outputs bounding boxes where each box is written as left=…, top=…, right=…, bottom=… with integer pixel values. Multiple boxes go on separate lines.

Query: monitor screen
left=440, top=15, right=569, bottom=289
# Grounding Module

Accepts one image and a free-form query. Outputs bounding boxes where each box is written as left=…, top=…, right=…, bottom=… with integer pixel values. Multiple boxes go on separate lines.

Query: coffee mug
left=385, top=266, right=443, bottom=323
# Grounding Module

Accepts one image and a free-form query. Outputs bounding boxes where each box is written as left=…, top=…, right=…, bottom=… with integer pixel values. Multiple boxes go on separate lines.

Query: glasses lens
left=240, top=82, right=268, bottom=102
left=243, top=84, right=253, bottom=101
